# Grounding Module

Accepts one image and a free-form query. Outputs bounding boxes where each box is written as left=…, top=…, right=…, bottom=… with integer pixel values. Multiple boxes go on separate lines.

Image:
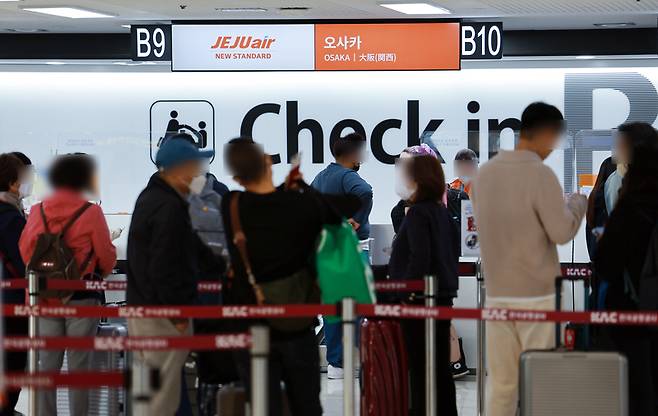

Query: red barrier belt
left=0, top=263, right=591, bottom=293
left=356, top=305, right=658, bottom=326
left=0, top=279, right=221, bottom=292
left=3, top=303, right=657, bottom=326
left=373, top=280, right=425, bottom=292
left=3, top=372, right=124, bottom=389
left=2, top=304, right=335, bottom=319
left=2, top=278, right=423, bottom=293
left=3, top=333, right=251, bottom=351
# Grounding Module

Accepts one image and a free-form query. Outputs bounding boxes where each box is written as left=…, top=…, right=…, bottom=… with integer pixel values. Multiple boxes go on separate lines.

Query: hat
left=402, top=143, right=446, bottom=163
left=156, top=135, right=214, bottom=169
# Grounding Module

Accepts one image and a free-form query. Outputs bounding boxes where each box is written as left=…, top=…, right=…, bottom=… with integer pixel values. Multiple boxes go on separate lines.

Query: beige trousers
left=128, top=318, right=191, bottom=416
left=485, top=297, right=554, bottom=416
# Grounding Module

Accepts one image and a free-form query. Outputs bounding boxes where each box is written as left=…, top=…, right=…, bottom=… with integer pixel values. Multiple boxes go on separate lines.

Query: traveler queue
left=0, top=101, right=656, bottom=416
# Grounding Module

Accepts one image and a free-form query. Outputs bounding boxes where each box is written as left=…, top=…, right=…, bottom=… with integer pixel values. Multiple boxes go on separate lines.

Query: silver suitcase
left=520, top=350, right=628, bottom=416
left=57, top=321, right=130, bottom=416
left=90, top=321, right=130, bottom=416
left=519, top=277, right=628, bottom=416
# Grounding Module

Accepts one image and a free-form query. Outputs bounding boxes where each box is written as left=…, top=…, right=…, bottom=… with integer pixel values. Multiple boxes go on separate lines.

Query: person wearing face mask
left=471, top=102, right=588, bottom=416
left=0, top=153, right=30, bottom=416
left=388, top=154, right=460, bottom=416
left=311, top=132, right=373, bottom=380
left=126, top=135, right=215, bottom=416
left=182, top=138, right=237, bottom=413
left=604, top=129, right=634, bottom=214
left=10, top=151, right=34, bottom=211
left=449, top=148, right=478, bottom=198
left=390, top=145, right=470, bottom=380
left=595, top=122, right=658, bottom=416
left=19, top=153, right=117, bottom=416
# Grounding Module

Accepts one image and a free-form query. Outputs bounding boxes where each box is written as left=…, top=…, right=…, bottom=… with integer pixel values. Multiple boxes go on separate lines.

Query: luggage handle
left=555, top=276, right=591, bottom=350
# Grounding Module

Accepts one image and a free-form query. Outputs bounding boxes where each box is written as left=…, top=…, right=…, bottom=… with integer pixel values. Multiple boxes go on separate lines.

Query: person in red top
left=19, top=153, right=116, bottom=416
left=449, top=148, right=479, bottom=198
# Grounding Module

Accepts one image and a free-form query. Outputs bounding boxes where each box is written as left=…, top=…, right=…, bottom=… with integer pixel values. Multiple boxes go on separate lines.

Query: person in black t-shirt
left=221, top=137, right=360, bottom=416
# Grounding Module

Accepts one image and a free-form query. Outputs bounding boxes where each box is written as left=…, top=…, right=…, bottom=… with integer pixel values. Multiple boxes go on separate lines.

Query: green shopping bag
left=316, top=220, right=376, bottom=321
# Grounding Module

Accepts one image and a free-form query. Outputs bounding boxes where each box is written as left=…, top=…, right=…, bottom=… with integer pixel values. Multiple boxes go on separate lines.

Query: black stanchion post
left=555, top=277, right=564, bottom=348
left=342, top=298, right=356, bottom=416
left=476, top=261, right=486, bottom=416
left=27, top=271, right=39, bottom=416
left=424, top=275, right=437, bottom=416
left=250, top=325, right=270, bottom=416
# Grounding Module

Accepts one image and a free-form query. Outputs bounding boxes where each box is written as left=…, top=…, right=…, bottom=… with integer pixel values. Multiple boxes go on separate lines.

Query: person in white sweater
left=472, top=102, right=588, bottom=416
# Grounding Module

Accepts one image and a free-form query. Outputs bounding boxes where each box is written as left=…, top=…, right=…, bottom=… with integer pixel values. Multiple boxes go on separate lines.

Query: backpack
left=27, top=202, right=94, bottom=300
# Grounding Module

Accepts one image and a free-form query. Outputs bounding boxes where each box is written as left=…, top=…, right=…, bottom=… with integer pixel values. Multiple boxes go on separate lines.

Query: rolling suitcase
left=90, top=321, right=130, bottom=416
left=360, top=319, right=408, bottom=416
left=55, top=321, right=129, bottom=416
left=519, top=277, right=628, bottom=416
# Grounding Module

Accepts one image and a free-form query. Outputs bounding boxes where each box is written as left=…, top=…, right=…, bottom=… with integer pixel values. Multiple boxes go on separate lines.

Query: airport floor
left=15, top=377, right=477, bottom=415
left=321, top=377, right=477, bottom=416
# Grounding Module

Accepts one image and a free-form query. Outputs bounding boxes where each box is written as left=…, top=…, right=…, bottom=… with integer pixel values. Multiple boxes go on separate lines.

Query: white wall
left=1, top=63, right=657, bottom=261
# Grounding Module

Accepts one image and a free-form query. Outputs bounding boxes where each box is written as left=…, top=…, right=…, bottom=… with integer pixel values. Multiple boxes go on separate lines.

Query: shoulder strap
left=39, top=203, right=51, bottom=234
left=229, top=193, right=265, bottom=304
left=60, top=202, right=92, bottom=236
left=229, top=193, right=254, bottom=284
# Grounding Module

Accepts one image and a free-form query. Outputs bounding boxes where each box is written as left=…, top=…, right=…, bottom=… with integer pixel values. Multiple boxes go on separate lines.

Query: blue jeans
left=176, top=368, right=193, bottom=416
left=326, top=249, right=369, bottom=368
left=325, top=321, right=344, bottom=367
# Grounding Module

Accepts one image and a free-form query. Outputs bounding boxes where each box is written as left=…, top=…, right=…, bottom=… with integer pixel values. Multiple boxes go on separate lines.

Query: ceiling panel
left=485, top=0, right=658, bottom=14
left=0, top=0, right=656, bottom=33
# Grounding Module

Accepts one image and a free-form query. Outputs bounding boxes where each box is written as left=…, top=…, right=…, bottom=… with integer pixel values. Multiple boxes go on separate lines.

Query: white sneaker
left=327, top=364, right=344, bottom=380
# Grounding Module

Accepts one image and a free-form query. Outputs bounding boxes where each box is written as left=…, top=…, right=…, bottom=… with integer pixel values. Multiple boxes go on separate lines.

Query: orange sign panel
left=314, top=23, right=460, bottom=71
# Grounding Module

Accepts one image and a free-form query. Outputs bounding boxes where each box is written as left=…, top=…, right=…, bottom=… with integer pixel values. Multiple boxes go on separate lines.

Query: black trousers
left=402, top=317, right=458, bottom=416
left=1, top=316, right=28, bottom=416
left=237, top=329, right=322, bottom=416
left=605, top=326, right=658, bottom=416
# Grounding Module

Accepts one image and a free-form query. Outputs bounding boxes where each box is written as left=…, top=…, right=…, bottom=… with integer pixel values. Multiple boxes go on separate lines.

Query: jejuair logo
left=211, top=35, right=276, bottom=50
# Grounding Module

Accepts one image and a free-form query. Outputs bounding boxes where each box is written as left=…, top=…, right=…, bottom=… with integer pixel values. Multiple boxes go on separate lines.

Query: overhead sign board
left=315, top=23, right=460, bottom=70
left=170, top=22, right=460, bottom=71
left=171, top=24, right=315, bottom=71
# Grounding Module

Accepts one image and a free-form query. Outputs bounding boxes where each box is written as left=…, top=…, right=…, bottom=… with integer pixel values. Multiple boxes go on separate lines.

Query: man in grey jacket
left=188, top=172, right=227, bottom=258
left=472, top=102, right=588, bottom=416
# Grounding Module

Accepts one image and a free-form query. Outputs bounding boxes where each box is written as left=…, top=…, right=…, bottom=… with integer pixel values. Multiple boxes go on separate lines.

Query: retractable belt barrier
left=3, top=333, right=251, bottom=351
left=0, top=278, right=420, bottom=293
left=0, top=262, right=589, bottom=293
left=3, top=303, right=657, bottom=326
left=3, top=372, right=125, bottom=389
left=0, top=279, right=222, bottom=292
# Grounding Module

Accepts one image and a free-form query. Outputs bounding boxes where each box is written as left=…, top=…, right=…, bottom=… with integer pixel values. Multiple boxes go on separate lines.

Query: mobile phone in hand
left=285, top=153, right=302, bottom=189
